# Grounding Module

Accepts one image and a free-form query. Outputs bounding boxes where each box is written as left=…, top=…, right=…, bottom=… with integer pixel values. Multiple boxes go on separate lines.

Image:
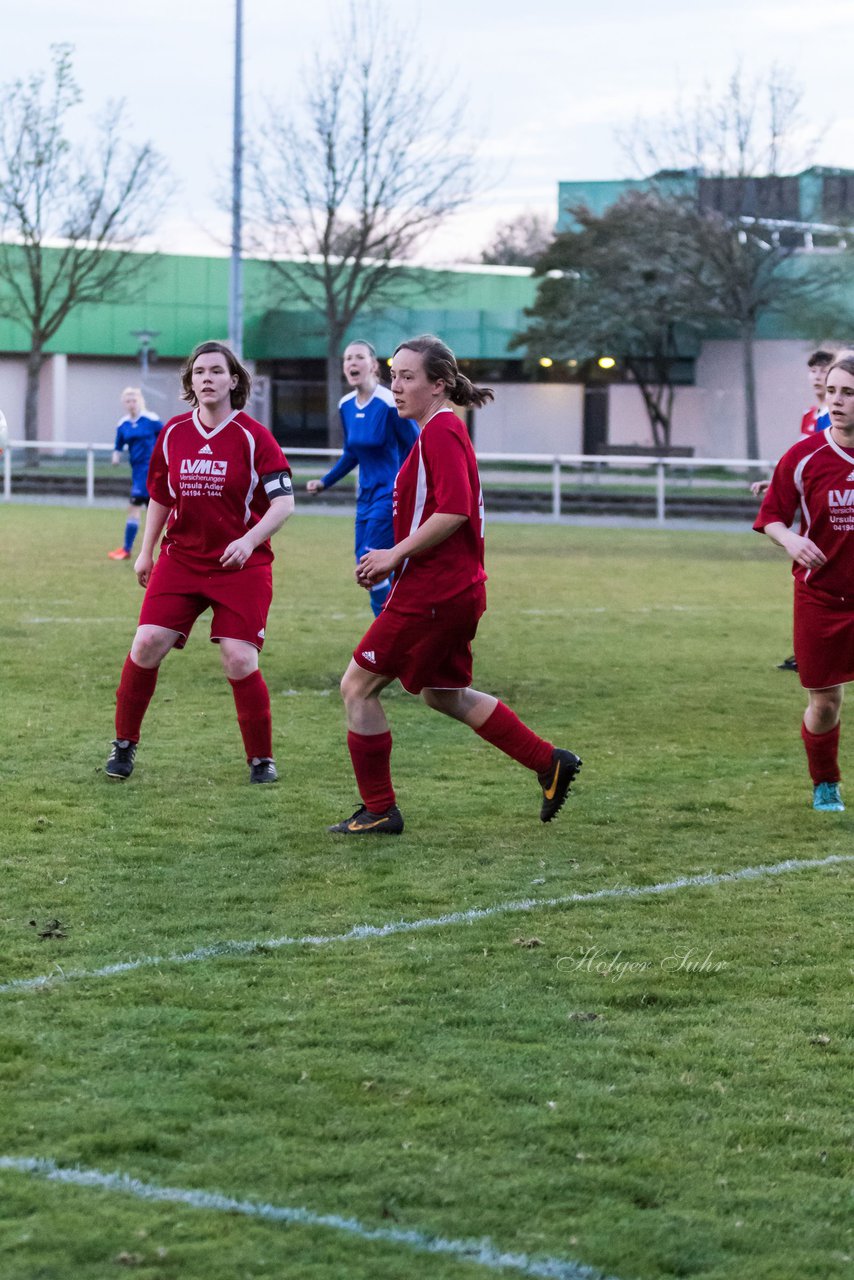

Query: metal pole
left=3, top=444, right=11, bottom=501
left=551, top=458, right=561, bottom=522
left=86, top=446, right=95, bottom=506
left=656, top=461, right=666, bottom=526
left=229, top=0, right=244, bottom=359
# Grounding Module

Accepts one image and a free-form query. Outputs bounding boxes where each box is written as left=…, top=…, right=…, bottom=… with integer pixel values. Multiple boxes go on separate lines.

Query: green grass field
left=1, top=506, right=852, bottom=1280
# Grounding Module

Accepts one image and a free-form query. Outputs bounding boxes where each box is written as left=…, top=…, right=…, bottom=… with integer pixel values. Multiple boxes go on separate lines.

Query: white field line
left=2, top=855, right=851, bottom=997
left=0, top=1157, right=617, bottom=1280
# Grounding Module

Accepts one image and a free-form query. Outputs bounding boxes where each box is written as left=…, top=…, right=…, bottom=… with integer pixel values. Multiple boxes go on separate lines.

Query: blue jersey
left=321, top=386, right=418, bottom=509
left=114, top=412, right=163, bottom=493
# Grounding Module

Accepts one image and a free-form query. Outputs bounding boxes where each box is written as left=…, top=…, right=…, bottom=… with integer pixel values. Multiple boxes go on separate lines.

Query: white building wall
left=0, top=356, right=267, bottom=445
left=607, top=339, right=828, bottom=461
left=65, top=361, right=186, bottom=442
left=0, top=357, right=28, bottom=439
left=0, top=339, right=833, bottom=459
left=473, top=383, right=583, bottom=454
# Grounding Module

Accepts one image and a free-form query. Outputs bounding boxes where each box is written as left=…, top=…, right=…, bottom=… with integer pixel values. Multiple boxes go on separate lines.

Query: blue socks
left=123, top=519, right=139, bottom=554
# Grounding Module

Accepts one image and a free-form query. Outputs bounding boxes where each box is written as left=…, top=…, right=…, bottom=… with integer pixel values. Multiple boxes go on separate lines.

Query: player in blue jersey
left=108, top=387, right=163, bottom=560
left=307, top=341, right=419, bottom=616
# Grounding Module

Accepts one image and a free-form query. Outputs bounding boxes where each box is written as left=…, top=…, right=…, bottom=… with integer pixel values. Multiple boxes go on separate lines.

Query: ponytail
left=449, top=372, right=494, bottom=408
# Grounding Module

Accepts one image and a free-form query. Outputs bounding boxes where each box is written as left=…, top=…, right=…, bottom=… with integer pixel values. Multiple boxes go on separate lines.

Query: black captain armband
left=262, top=470, right=294, bottom=500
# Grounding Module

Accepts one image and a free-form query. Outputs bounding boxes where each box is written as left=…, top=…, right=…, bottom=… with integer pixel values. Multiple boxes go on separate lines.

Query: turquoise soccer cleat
left=813, top=781, right=845, bottom=812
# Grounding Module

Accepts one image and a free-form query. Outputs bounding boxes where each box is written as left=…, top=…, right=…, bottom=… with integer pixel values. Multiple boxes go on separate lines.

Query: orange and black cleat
left=538, top=748, right=582, bottom=822
left=328, top=804, right=404, bottom=835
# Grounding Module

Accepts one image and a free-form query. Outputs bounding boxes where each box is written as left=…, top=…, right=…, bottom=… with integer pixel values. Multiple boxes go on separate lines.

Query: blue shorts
left=130, top=466, right=151, bottom=504
left=354, top=505, right=394, bottom=563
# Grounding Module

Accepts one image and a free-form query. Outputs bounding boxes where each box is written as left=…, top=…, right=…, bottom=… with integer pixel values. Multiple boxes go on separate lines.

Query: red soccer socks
left=347, top=730, right=396, bottom=812
left=229, top=669, right=273, bottom=762
left=115, top=655, right=159, bottom=743
left=474, top=700, right=553, bottom=774
left=801, top=720, right=841, bottom=784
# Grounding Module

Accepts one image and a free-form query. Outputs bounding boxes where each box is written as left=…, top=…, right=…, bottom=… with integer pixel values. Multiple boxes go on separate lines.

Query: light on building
left=538, top=357, right=554, bottom=368
left=597, top=356, right=616, bottom=370
left=566, top=359, right=578, bottom=368
left=387, top=357, right=393, bottom=366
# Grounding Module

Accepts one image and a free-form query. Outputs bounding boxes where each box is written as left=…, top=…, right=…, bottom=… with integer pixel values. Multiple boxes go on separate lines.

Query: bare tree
left=481, top=211, right=553, bottom=267
left=247, top=2, right=475, bottom=443
left=626, top=66, right=841, bottom=459
left=0, top=46, right=170, bottom=451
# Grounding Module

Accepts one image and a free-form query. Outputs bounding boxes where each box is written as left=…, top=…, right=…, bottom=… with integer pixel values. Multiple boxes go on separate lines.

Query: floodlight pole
left=228, top=0, right=244, bottom=359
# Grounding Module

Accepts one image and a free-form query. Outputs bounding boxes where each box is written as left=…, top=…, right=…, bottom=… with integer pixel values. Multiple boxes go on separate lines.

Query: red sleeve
left=146, top=428, right=172, bottom=507
left=254, top=425, right=290, bottom=476
left=423, top=420, right=472, bottom=517
left=753, top=448, right=800, bottom=532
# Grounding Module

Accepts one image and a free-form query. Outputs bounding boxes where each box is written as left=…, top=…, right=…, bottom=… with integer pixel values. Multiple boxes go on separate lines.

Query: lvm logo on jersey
left=180, top=458, right=228, bottom=476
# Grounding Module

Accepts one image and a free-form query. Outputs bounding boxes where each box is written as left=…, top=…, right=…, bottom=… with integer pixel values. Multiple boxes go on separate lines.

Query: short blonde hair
left=121, top=387, right=146, bottom=411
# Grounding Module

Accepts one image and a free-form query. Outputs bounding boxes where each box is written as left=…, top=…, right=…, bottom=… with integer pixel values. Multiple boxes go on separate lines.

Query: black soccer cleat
left=105, top=738, right=137, bottom=781
left=328, top=804, right=404, bottom=835
left=538, top=748, right=582, bottom=822
left=249, top=757, right=278, bottom=784
left=777, top=655, right=798, bottom=671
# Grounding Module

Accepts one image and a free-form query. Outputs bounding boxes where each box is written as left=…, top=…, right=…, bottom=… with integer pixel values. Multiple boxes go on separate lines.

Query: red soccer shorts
left=794, top=580, right=854, bottom=689
left=352, top=583, right=487, bottom=694
left=138, top=552, right=273, bottom=651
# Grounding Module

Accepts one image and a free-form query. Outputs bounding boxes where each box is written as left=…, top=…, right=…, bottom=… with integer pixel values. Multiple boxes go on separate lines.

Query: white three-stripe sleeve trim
left=162, top=424, right=178, bottom=501
left=240, top=426, right=258, bottom=524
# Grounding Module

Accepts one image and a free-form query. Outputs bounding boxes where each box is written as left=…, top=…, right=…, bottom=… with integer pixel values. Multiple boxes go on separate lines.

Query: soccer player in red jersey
left=753, top=354, right=854, bottom=812
left=751, top=348, right=838, bottom=671
left=105, top=341, right=294, bottom=784
left=327, top=333, right=582, bottom=835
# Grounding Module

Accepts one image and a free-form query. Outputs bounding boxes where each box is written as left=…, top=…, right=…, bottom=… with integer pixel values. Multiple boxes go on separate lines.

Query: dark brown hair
left=181, top=341, right=252, bottom=409
left=807, top=348, right=836, bottom=369
left=393, top=334, right=494, bottom=408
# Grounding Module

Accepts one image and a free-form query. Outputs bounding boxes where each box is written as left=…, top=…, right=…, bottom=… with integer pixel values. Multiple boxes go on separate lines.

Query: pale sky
left=4, top=0, right=854, bottom=264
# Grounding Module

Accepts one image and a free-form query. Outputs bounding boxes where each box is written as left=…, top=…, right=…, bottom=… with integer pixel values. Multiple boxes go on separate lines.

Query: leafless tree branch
left=0, top=45, right=171, bottom=444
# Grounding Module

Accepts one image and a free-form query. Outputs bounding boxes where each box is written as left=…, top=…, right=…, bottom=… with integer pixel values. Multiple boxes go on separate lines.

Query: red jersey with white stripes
left=147, top=409, right=289, bottom=573
left=754, top=427, right=854, bottom=599
left=389, top=407, right=487, bottom=606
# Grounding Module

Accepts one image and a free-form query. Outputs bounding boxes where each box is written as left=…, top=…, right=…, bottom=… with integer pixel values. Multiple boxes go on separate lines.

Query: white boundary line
left=3, top=854, right=851, bottom=997
left=0, top=1156, right=617, bottom=1280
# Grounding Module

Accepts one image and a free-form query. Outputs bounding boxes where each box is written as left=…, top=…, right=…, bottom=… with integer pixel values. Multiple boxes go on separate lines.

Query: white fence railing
left=2, top=440, right=773, bottom=526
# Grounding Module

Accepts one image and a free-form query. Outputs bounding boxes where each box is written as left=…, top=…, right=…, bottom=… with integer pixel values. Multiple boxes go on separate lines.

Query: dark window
left=698, top=176, right=799, bottom=220
left=583, top=386, right=608, bottom=455
left=822, top=175, right=854, bottom=220
left=271, top=380, right=327, bottom=449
